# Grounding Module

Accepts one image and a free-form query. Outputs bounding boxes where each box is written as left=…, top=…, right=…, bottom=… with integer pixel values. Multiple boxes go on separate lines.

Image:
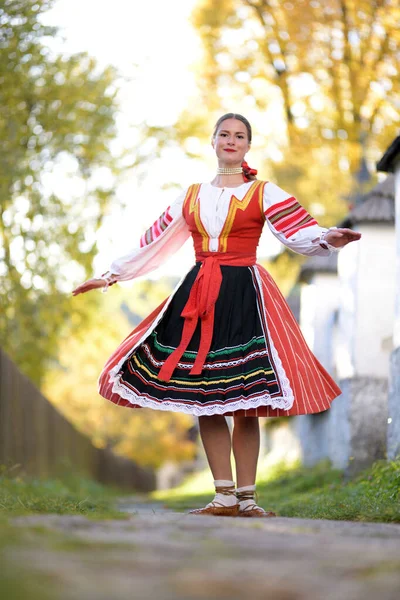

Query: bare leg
left=198, top=415, right=233, bottom=480
left=232, top=415, right=260, bottom=487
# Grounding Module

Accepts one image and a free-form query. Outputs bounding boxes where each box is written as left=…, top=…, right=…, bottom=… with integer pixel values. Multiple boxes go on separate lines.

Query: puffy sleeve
left=263, top=182, right=338, bottom=257
left=98, top=188, right=190, bottom=289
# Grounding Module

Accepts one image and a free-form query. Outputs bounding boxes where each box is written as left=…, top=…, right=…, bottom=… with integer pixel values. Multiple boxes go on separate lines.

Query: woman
left=73, top=113, right=361, bottom=518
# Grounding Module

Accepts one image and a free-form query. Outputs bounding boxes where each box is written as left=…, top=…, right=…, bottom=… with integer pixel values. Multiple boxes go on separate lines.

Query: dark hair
left=212, top=113, right=252, bottom=143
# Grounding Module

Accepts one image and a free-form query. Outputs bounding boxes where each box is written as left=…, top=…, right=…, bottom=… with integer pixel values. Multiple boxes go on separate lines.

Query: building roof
left=376, top=136, right=400, bottom=173
left=339, top=174, right=395, bottom=228
left=299, top=253, right=338, bottom=283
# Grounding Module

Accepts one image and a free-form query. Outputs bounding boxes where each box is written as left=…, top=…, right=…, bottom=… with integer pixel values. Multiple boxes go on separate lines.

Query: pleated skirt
left=98, top=263, right=341, bottom=417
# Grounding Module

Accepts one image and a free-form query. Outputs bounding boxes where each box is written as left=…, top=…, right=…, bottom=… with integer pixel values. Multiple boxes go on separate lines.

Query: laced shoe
left=188, top=484, right=239, bottom=517
left=236, top=488, right=277, bottom=518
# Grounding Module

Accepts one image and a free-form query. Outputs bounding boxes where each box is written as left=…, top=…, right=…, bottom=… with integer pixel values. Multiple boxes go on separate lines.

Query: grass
left=0, top=516, right=56, bottom=600
left=0, top=463, right=130, bottom=519
left=0, top=464, right=136, bottom=598
left=153, top=456, right=400, bottom=523
left=0, top=457, right=399, bottom=598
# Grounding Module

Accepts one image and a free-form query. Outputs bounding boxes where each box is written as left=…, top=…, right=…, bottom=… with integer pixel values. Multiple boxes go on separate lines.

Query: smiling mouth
left=224, top=149, right=236, bottom=152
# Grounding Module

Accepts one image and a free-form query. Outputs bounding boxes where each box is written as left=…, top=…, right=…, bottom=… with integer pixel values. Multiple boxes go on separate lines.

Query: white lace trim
left=104, top=263, right=294, bottom=415
left=111, top=375, right=295, bottom=416
left=104, top=271, right=189, bottom=387
left=251, top=266, right=294, bottom=411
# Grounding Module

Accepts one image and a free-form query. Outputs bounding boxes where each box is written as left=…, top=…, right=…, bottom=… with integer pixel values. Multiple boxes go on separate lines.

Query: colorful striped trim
left=129, top=353, right=277, bottom=387
left=139, top=342, right=275, bottom=374
left=140, top=206, right=173, bottom=247
left=116, top=375, right=283, bottom=408
left=264, top=197, right=318, bottom=239
left=184, top=184, right=209, bottom=252
left=150, top=331, right=266, bottom=359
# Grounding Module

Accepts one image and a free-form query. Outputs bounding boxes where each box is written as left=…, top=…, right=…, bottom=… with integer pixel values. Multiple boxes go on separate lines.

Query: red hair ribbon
left=242, top=161, right=258, bottom=181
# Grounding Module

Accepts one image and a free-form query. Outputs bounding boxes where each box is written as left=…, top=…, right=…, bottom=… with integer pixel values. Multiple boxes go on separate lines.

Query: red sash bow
left=158, top=253, right=256, bottom=382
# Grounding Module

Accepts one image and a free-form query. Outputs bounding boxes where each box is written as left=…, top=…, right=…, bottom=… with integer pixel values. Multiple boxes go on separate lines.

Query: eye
left=220, top=132, right=227, bottom=137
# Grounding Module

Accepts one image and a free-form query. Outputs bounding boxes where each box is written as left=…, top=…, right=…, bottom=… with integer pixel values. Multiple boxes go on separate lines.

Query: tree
left=192, top=0, right=400, bottom=168
left=161, top=0, right=400, bottom=289
left=43, top=278, right=197, bottom=469
left=0, top=0, right=120, bottom=383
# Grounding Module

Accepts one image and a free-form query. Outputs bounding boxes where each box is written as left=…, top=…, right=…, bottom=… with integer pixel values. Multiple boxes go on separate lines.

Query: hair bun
left=242, top=161, right=258, bottom=181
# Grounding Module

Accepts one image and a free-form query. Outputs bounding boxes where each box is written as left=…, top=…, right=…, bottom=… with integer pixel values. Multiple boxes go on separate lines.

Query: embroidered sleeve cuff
left=99, top=271, right=118, bottom=293
left=315, top=227, right=341, bottom=253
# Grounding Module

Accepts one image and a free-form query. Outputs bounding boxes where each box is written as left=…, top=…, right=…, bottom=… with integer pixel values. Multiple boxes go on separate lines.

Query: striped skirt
left=98, top=263, right=341, bottom=417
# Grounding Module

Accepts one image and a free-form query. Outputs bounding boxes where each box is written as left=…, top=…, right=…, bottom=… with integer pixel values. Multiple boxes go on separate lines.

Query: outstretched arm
left=72, top=188, right=190, bottom=296
left=263, top=182, right=361, bottom=256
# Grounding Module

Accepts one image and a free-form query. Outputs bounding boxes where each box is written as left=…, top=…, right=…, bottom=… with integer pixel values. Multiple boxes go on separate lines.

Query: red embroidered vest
left=157, top=181, right=267, bottom=382
left=182, top=181, right=266, bottom=258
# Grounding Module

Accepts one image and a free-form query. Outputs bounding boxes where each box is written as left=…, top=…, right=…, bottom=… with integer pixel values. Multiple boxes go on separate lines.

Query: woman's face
left=212, top=118, right=250, bottom=165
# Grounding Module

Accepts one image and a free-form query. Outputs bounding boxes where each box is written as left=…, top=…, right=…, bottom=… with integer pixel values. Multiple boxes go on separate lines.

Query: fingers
left=72, top=285, right=87, bottom=296
left=324, top=228, right=362, bottom=249
left=338, top=232, right=362, bottom=243
left=72, top=279, right=105, bottom=296
left=335, top=228, right=362, bottom=239
left=72, top=285, right=94, bottom=296
left=329, top=229, right=362, bottom=241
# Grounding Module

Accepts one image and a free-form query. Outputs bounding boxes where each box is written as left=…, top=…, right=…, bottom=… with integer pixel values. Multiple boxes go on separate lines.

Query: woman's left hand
left=324, top=228, right=362, bottom=248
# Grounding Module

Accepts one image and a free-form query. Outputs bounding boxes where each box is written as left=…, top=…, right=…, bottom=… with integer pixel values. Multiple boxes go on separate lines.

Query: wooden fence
left=0, top=348, right=155, bottom=491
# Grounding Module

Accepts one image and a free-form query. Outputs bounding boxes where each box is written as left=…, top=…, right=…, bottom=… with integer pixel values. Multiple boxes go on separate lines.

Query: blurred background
left=1, top=0, right=400, bottom=491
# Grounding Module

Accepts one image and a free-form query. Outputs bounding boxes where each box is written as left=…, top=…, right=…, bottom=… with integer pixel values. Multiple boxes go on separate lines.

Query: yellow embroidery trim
left=259, top=181, right=267, bottom=220
left=131, top=354, right=275, bottom=386
left=184, top=183, right=209, bottom=252
left=218, top=181, right=264, bottom=252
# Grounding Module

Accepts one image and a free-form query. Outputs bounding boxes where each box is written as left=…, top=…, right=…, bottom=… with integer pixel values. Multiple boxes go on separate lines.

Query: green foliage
left=155, top=457, right=400, bottom=523
left=0, top=0, right=119, bottom=383
left=43, top=279, right=197, bottom=469
left=270, top=458, right=400, bottom=522
left=191, top=0, right=400, bottom=182
left=193, top=0, right=400, bottom=154
left=0, top=463, right=128, bottom=518
left=155, top=0, right=400, bottom=288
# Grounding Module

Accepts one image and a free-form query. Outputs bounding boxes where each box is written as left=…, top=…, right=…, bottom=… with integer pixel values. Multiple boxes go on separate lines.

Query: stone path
left=8, top=497, right=400, bottom=600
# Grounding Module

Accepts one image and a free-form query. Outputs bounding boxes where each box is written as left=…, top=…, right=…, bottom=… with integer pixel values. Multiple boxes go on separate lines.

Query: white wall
left=300, top=273, right=339, bottom=375
left=337, top=224, right=396, bottom=379
left=394, top=167, right=400, bottom=349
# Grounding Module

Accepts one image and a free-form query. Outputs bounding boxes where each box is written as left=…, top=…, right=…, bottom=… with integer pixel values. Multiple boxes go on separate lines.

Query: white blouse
left=99, top=180, right=337, bottom=286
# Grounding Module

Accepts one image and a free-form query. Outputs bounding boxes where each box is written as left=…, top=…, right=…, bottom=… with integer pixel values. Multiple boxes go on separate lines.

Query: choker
left=216, top=167, right=243, bottom=175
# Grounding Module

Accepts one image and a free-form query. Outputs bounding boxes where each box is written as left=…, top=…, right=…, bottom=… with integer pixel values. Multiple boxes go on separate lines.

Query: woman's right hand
left=72, top=278, right=106, bottom=296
